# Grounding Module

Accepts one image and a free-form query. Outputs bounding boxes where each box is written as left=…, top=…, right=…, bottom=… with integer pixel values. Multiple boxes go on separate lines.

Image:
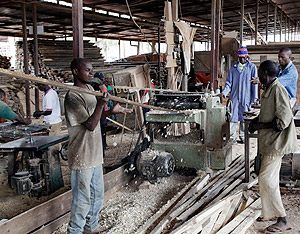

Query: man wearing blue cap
left=222, top=46, right=258, bottom=144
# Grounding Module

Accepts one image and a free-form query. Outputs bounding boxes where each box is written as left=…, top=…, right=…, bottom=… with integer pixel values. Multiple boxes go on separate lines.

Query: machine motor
left=11, top=171, right=32, bottom=195
left=136, top=149, right=175, bottom=183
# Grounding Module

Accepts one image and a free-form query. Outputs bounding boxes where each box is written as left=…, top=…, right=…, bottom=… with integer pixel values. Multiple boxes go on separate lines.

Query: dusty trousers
left=258, top=155, right=286, bottom=219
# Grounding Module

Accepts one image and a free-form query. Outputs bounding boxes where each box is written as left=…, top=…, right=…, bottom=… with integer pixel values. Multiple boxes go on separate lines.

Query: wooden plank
left=168, top=157, right=243, bottom=221
left=231, top=207, right=261, bottom=234
left=0, top=69, right=179, bottom=113
left=210, top=194, right=242, bottom=233
left=31, top=213, right=70, bottom=234
left=201, top=210, right=221, bottom=234
left=0, top=190, right=72, bottom=234
left=147, top=174, right=209, bottom=234
left=176, top=163, right=245, bottom=221
left=169, top=192, right=243, bottom=234
left=215, top=198, right=261, bottom=234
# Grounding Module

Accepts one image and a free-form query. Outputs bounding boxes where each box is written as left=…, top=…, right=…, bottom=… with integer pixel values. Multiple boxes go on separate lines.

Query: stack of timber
left=15, top=40, right=105, bottom=83
left=138, top=156, right=259, bottom=234
left=0, top=55, right=11, bottom=69
left=0, top=76, right=26, bottom=116
left=247, top=42, right=300, bottom=66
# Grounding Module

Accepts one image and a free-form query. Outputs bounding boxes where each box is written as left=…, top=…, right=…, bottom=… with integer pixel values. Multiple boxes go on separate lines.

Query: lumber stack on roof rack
left=138, top=155, right=259, bottom=234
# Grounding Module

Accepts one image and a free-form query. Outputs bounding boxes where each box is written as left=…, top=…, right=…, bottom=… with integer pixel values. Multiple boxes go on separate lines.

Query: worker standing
left=251, top=47, right=298, bottom=102
left=222, top=46, right=258, bottom=144
left=249, top=60, right=297, bottom=232
left=277, top=47, right=298, bottom=100
left=65, top=58, right=131, bottom=234
left=33, top=78, right=62, bottom=136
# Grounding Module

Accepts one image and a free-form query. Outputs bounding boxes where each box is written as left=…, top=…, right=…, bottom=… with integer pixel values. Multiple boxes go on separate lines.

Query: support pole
left=266, top=0, right=269, bottom=42
left=32, top=3, right=39, bottom=112
left=118, top=38, right=121, bottom=59
left=21, top=3, right=31, bottom=118
left=273, top=3, right=277, bottom=42
left=285, top=15, right=287, bottom=42
left=240, top=0, right=245, bottom=46
left=158, top=25, right=161, bottom=86
left=255, top=0, right=259, bottom=45
left=280, top=10, right=282, bottom=42
left=72, top=0, right=84, bottom=58
left=210, top=0, right=216, bottom=89
left=288, top=18, right=290, bottom=42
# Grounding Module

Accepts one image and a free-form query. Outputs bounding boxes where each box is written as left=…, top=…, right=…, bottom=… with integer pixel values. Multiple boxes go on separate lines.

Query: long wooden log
left=0, top=69, right=179, bottom=113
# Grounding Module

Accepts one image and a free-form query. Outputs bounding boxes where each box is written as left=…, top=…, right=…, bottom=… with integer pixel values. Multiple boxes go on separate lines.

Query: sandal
left=266, top=224, right=292, bottom=233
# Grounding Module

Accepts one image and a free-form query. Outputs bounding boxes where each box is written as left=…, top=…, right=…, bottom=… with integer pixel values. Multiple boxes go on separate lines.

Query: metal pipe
left=21, top=3, right=31, bottom=118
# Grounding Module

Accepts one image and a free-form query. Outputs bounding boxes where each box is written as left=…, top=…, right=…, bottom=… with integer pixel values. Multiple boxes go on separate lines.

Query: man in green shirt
left=0, top=100, right=30, bottom=124
left=249, top=60, right=298, bottom=232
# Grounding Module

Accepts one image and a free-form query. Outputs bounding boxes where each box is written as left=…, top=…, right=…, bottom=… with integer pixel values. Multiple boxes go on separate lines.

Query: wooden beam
left=32, top=3, right=40, bottom=112
left=72, top=0, right=84, bottom=58
left=21, top=3, right=31, bottom=118
left=255, top=0, right=259, bottom=45
left=274, top=3, right=277, bottom=42
left=0, top=69, right=180, bottom=113
left=240, top=0, right=245, bottom=46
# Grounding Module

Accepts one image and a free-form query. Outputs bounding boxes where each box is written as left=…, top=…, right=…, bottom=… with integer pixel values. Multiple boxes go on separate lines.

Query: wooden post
left=255, top=0, right=259, bottom=45
left=266, top=0, right=269, bottom=42
left=152, top=40, right=156, bottom=53
left=172, top=0, right=178, bottom=21
left=137, top=40, right=140, bottom=55
left=32, top=3, right=40, bottom=112
left=273, top=3, right=277, bottom=42
left=118, top=38, right=121, bottom=59
left=280, top=10, right=282, bottom=42
left=285, top=15, right=287, bottom=42
left=288, top=18, right=290, bottom=42
left=21, top=3, right=31, bottom=118
left=240, top=0, right=244, bottom=46
left=72, top=0, right=84, bottom=58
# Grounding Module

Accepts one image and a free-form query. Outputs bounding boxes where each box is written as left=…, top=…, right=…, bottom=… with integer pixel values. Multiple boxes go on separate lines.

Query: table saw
left=0, top=135, right=68, bottom=196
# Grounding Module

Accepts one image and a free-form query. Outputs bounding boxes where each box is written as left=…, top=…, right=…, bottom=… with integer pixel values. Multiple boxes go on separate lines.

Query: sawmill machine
left=0, top=135, right=68, bottom=196
left=144, top=91, right=232, bottom=171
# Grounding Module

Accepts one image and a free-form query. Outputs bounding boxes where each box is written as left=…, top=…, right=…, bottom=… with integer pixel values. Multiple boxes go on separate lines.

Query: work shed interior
left=0, top=0, right=300, bottom=234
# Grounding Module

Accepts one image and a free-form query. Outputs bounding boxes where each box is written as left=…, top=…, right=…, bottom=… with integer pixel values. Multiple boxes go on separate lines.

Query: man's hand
left=96, top=92, right=110, bottom=105
left=248, top=116, right=259, bottom=133
left=250, top=77, right=260, bottom=85
left=111, top=103, right=133, bottom=114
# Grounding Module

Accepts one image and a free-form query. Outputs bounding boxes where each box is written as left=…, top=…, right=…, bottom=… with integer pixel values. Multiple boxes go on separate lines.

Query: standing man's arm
left=82, top=94, right=109, bottom=131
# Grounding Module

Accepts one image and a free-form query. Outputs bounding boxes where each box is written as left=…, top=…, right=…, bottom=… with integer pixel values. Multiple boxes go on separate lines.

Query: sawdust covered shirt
left=64, top=84, right=103, bottom=170
left=258, top=79, right=299, bottom=157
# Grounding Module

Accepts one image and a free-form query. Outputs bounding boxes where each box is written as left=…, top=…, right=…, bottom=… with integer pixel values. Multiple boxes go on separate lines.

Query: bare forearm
left=83, top=102, right=105, bottom=131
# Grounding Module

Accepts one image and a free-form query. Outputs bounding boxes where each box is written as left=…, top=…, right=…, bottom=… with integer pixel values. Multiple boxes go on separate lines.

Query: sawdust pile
left=53, top=173, right=193, bottom=234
